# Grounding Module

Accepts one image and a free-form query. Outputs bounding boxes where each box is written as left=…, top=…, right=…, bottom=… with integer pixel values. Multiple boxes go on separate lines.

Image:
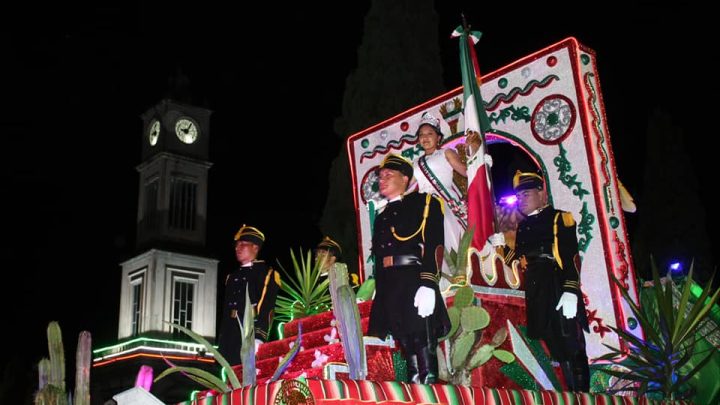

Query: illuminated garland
left=584, top=72, right=614, bottom=213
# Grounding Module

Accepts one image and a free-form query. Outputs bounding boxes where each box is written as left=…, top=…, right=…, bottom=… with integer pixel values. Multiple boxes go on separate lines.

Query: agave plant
left=274, top=248, right=332, bottom=322
left=443, top=226, right=475, bottom=289
left=597, top=259, right=720, bottom=400
left=157, top=288, right=305, bottom=392
left=155, top=322, right=241, bottom=394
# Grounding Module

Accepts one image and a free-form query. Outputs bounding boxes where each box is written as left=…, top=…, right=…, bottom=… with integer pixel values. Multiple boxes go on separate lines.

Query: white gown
left=413, top=149, right=468, bottom=293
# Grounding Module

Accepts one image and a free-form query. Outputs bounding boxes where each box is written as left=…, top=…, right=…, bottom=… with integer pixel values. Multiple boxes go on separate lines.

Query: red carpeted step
left=283, top=301, right=373, bottom=338
left=256, top=367, right=324, bottom=385
left=234, top=342, right=347, bottom=381
left=257, top=318, right=370, bottom=362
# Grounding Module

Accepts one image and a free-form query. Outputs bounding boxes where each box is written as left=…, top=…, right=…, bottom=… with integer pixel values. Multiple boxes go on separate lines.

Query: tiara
left=420, top=112, right=440, bottom=128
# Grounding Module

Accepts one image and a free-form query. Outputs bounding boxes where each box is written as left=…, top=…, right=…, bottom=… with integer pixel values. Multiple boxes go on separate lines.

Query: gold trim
left=512, top=170, right=543, bottom=189
left=234, top=224, right=265, bottom=242
left=391, top=194, right=432, bottom=242
left=553, top=213, right=563, bottom=270
left=317, top=236, right=342, bottom=255
left=256, top=268, right=274, bottom=315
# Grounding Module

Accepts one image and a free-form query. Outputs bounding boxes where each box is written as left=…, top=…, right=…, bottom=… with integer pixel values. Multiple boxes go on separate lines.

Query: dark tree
left=320, top=0, right=446, bottom=277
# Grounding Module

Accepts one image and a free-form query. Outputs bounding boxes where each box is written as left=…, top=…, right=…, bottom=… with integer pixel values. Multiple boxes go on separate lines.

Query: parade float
left=172, top=35, right=716, bottom=405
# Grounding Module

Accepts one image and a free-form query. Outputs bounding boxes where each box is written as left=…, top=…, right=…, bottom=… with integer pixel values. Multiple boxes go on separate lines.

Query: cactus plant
left=438, top=285, right=515, bottom=385
left=74, top=331, right=91, bottom=405
left=35, top=322, right=91, bottom=405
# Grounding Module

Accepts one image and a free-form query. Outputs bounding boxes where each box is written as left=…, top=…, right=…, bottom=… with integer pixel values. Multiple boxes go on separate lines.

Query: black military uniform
left=316, top=236, right=360, bottom=287
left=367, top=154, right=450, bottom=384
left=218, top=226, right=280, bottom=366
left=513, top=172, right=590, bottom=392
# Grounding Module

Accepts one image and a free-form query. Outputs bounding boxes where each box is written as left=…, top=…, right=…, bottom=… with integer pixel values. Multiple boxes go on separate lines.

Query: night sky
left=2, top=0, right=715, bottom=397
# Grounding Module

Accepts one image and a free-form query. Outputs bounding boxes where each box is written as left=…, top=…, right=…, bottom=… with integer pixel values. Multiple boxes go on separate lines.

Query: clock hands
left=175, top=119, right=197, bottom=143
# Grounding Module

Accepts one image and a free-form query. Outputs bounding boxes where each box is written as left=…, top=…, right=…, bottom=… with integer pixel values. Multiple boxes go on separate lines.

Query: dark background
left=2, top=0, right=715, bottom=401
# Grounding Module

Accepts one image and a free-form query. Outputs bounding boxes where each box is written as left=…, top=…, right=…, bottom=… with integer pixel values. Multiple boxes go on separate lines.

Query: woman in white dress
left=412, top=113, right=468, bottom=291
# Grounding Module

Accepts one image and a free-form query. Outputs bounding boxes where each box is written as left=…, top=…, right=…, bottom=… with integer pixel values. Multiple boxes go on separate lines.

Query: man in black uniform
left=511, top=171, right=590, bottom=392
left=315, top=236, right=359, bottom=287
left=218, top=224, right=280, bottom=366
left=367, top=154, right=450, bottom=384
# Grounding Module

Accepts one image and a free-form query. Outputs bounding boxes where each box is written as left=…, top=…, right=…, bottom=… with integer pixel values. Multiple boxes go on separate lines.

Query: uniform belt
left=382, top=254, right=422, bottom=268
left=525, top=254, right=556, bottom=266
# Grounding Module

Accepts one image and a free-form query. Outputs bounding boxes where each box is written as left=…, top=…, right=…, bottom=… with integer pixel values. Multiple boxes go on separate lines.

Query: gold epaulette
left=561, top=212, right=575, bottom=227
left=273, top=270, right=282, bottom=286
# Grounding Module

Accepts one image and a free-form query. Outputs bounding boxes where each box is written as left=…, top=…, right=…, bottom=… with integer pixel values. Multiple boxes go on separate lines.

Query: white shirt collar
left=528, top=205, right=549, bottom=216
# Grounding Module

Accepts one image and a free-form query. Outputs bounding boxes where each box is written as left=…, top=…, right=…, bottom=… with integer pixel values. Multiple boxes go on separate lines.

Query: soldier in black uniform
left=367, top=154, right=450, bottom=384
left=315, top=236, right=359, bottom=287
left=218, top=224, right=281, bottom=366
left=511, top=171, right=590, bottom=392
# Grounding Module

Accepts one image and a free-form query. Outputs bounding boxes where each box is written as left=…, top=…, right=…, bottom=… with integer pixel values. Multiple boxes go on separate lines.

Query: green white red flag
left=452, top=25, right=496, bottom=284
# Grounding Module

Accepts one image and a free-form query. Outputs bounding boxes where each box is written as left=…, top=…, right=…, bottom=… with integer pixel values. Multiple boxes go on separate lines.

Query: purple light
left=669, top=261, right=682, bottom=272
left=499, top=195, right=518, bottom=206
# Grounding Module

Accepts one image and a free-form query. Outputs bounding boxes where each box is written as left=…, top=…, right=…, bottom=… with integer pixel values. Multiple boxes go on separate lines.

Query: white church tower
left=117, top=99, right=218, bottom=340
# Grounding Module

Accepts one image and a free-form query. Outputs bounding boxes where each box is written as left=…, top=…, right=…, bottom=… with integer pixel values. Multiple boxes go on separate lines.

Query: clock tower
left=93, top=99, right=219, bottom=404
left=136, top=99, right=212, bottom=249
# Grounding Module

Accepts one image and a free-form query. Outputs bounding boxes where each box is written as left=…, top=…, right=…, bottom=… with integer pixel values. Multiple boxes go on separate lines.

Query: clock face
left=148, top=119, right=160, bottom=146
left=175, top=117, right=199, bottom=144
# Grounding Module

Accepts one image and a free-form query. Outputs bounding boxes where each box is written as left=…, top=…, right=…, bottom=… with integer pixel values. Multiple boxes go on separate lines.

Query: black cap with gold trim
left=513, top=170, right=544, bottom=191
left=377, top=153, right=413, bottom=179
left=316, top=236, right=342, bottom=260
left=233, top=224, right=265, bottom=248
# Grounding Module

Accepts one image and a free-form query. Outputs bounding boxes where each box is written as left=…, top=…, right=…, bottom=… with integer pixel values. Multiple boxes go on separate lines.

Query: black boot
left=397, top=337, right=419, bottom=383
left=572, top=356, right=590, bottom=392
left=416, top=344, right=438, bottom=384
left=559, top=361, right=576, bottom=392
left=406, top=354, right=420, bottom=384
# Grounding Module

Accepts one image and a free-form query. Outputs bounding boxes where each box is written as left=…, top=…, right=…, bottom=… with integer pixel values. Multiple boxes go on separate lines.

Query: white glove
left=254, top=338, right=263, bottom=353
left=488, top=232, right=506, bottom=247
left=555, top=292, right=578, bottom=319
left=484, top=153, right=493, bottom=168
left=414, top=286, right=436, bottom=318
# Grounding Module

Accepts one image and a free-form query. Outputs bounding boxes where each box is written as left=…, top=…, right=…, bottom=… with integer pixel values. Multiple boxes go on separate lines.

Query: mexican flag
left=452, top=26, right=496, bottom=284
